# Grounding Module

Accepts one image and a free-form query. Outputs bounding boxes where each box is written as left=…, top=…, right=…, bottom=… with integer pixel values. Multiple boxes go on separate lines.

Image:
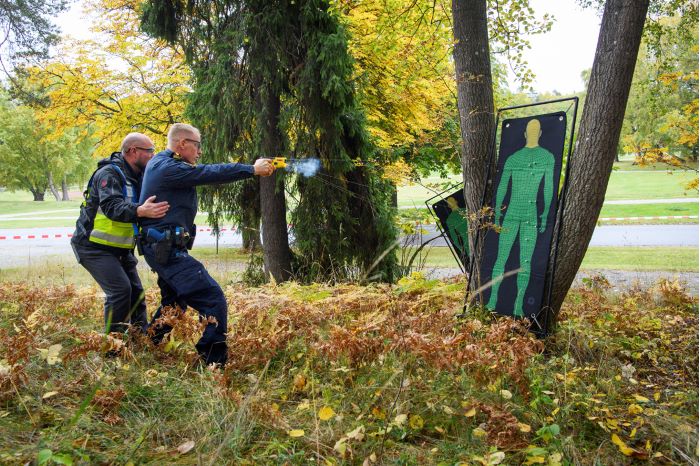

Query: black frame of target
left=465, top=97, right=580, bottom=337
left=425, top=184, right=470, bottom=273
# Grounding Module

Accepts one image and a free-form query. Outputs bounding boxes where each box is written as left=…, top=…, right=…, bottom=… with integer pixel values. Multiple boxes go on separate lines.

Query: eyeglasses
left=184, top=138, right=202, bottom=149
left=133, top=147, right=156, bottom=153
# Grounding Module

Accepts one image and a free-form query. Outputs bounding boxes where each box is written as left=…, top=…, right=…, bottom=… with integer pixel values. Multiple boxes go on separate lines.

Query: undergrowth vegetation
left=0, top=275, right=697, bottom=465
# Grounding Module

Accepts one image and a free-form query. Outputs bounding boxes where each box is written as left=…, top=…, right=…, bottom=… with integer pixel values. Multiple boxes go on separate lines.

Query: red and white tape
left=0, top=227, right=241, bottom=240
left=0, top=233, right=74, bottom=240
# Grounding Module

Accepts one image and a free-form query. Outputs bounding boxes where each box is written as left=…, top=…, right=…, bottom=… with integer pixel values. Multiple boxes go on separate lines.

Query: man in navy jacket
left=139, top=123, right=274, bottom=366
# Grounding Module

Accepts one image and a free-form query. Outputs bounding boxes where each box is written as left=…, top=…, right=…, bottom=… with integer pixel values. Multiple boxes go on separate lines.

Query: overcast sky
left=56, top=0, right=602, bottom=95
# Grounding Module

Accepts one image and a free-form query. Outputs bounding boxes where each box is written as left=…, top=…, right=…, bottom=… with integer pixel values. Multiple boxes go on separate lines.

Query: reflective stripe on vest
left=89, top=207, right=136, bottom=248
left=87, top=164, right=138, bottom=249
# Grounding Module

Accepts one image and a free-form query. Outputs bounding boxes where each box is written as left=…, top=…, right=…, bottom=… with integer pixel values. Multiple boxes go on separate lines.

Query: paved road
left=404, top=224, right=698, bottom=247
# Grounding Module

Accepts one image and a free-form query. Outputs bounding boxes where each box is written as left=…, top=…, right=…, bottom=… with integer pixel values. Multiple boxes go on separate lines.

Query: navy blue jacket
left=139, top=149, right=254, bottom=233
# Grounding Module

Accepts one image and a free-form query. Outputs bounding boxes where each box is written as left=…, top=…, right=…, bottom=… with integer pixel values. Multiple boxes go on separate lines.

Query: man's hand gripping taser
left=272, top=157, right=287, bottom=169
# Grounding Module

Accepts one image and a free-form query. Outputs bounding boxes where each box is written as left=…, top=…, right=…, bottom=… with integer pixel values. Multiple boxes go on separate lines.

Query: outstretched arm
left=161, top=158, right=274, bottom=187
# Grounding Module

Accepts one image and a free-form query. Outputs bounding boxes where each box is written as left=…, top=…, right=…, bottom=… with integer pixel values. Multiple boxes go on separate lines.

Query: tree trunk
left=452, top=0, right=494, bottom=214
left=31, top=189, right=45, bottom=201
left=47, top=172, right=61, bottom=201
left=550, top=0, right=650, bottom=314
left=260, top=89, right=292, bottom=282
left=451, top=0, right=495, bottom=291
left=61, top=175, right=70, bottom=201
left=239, top=181, right=262, bottom=251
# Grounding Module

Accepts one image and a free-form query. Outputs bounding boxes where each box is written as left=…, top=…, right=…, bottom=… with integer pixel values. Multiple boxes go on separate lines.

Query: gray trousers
left=72, top=242, right=147, bottom=333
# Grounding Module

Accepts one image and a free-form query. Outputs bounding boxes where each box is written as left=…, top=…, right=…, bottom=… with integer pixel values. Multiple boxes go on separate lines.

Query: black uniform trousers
left=142, top=244, right=228, bottom=365
left=72, top=242, right=147, bottom=333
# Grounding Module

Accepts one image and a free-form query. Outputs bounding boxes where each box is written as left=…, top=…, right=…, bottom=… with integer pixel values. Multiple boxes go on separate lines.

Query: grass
left=598, top=202, right=698, bottom=218
left=604, top=170, right=697, bottom=201
left=0, top=275, right=696, bottom=464
left=579, top=246, right=699, bottom=272
left=395, top=170, right=698, bottom=209
left=0, top=247, right=251, bottom=288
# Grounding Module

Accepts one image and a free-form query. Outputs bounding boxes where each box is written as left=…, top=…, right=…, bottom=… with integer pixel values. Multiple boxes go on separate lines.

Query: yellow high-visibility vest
left=84, top=164, right=138, bottom=249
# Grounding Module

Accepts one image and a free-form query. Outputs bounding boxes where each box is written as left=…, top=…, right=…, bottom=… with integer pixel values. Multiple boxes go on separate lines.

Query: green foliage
left=141, top=0, right=398, bottom=282
left=621, top=15, right=699, bottom=162
left=0, top=0, right=68, bottom=61
left=0, top=93, right=95, bottom=201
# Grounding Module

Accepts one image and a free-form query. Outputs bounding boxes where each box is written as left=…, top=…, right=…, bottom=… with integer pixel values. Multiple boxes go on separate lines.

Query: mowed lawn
left=396, top=170, right=697, bottom=208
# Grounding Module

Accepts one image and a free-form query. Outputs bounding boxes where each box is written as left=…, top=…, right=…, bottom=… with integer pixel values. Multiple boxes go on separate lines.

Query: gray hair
left=120, top=132, right=149, bottom=155
left=167, top=123, right=200, bottom=148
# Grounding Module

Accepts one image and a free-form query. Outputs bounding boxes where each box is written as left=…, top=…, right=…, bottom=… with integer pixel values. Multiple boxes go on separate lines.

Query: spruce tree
left=141, top=0, right=397, bottom=282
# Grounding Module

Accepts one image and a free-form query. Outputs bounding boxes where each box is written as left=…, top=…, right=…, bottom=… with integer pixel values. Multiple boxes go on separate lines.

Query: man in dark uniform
left=139, top=123, right=274, bottom=366
left=72, top=132, right=169, bottom=333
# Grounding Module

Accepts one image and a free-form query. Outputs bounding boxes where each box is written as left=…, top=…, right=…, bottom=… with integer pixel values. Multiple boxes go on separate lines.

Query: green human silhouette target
left=480, top=112, right=566, bottom=318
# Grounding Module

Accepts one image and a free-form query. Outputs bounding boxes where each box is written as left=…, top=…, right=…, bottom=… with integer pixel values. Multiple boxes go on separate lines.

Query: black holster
left=153, top=230, right=172, bottom=265
left=135, top=234, right=145, bottom=256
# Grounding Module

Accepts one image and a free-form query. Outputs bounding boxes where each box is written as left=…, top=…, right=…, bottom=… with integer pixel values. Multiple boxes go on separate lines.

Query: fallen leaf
left=393, top=414, right=407, bottom=426
left=633, top=394, right=650, bottom=403
left=612, top=433, right=635, bottom=456
left=518, top=422, right=532, bottom=433
left=408, top=414, right=424, bottom=430
left=485, top=451, right=505, bottom=464
left=293, top=374, right=306, bottom=391
left=628, top=404, right=643, bottom=415
left=318, top=406, right=335, bottom=421
left=288, top=429, right=305, bottom=437
left=333, top=439, right=348, bottom=456
left=38, top=344, right=63, bottom=365
left=371, top=406, right=386, bottom=420
left=177, top=440, right=195, bottom=455
left=42, top=391, right=59, bottom=400
left=465, top=407, right=477, bottom=417
left=346, top=425, right=365, bottom=440
left=500, top=389, right=513, bottom=400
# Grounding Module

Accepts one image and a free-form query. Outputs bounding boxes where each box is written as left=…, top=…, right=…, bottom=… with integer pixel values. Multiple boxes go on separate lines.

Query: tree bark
left=61, top=175, right=70, bottom=201
left=550, top=0, right=650, bottom=314
left=31, top=189, right=45, bottom=201
left=451, top=0, right=495, bottom=292
left=451, top=0, right=494, bottom=215
left=240, top=183, right=262, bottom=251
left=47, top=171, right=60, bottom=201
left=260, top=89, right=292, bottom=282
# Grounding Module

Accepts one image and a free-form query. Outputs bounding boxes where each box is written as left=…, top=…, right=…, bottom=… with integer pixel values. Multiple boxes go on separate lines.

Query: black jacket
left=71, top=152, right=141, bottom=253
